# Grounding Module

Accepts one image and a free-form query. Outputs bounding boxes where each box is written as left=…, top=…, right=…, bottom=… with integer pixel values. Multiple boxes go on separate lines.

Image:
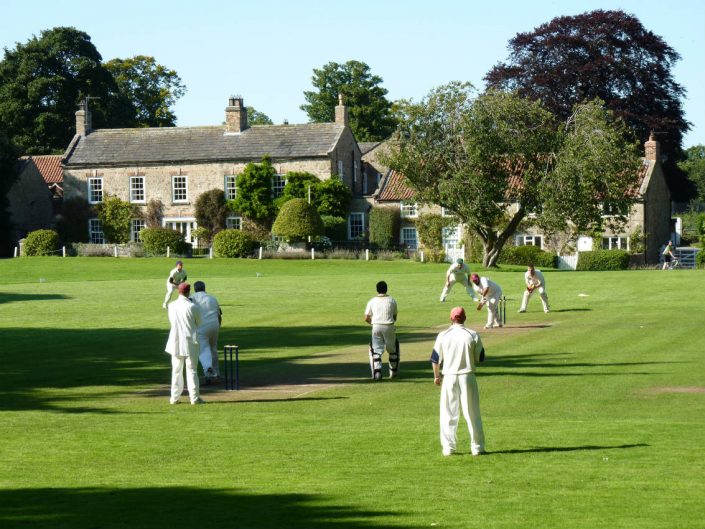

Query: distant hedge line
left=576, top=250, right=630, bottom=271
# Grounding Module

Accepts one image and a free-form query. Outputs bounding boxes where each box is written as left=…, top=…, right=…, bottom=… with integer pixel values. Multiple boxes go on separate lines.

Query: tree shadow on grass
left=490, top=443, right=649, bottom=455
left=0, top=292, right=70, bottom=304
left=0, top=487, right=403, bottom=529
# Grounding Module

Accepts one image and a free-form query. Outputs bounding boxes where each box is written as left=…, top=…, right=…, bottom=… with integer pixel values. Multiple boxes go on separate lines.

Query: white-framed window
left=400, top=202, right=418, bottom=218
left=516, top=235, right=543, bottom=248
left=172, top=175, right=188, bottom=203
left=163, top=217, right=197, bottom=243
left=602, top=202, right=628, bottom=217
left=602, top=236, right=628, bottom=250
left=348, top=212, right=364, bottom=239
left=441, top=207, right=455, bottom=217
left=401, top=227, right=418, bottom=249
left=131, top=219, right=146, bottom=242
left=129, top=176, right=145, bottom=203
left=353, top=159, right=358, bottom=186
left=226, top=216, right=242, bottom=230
left=224, top=175, right=238, bottom=200
left=88, top=218, right=104, bottom=244
left=88, top=178, right=103, bottom=204
left=271, top=174, right=286, bottom=198
left=337, top=160, right=345, bottom=179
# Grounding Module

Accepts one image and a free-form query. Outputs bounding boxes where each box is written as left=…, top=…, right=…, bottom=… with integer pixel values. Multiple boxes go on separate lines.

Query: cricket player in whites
left=440, top=258, right=476, bottom=302
left=163, top=260, right=187, bottom=309
left=192, top=281, right=222, bottom=383
left=431, top=306, right=486, bottom=456
left=518, top=264, right=550, bottom=313
left=364, top=281, right=399, bottom=380
left=470, top=273, right=503, bottom=329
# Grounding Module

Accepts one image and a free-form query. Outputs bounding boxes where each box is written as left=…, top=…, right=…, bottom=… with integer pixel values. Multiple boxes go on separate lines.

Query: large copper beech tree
left=384, top=83, right=641, bottom=267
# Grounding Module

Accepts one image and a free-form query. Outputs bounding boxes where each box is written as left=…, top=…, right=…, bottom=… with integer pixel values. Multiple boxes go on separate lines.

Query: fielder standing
left=163, top=260, right=187, bottom=309
left=440, top=258, right=477, bottom=302
left=165, top=283, right=204, bottom=405
left=518, top=264, right=550, bottom=313
left=470, top=273, right=503, bottom=329
left=192, top=281, right=222, bottom=383
left=431, top=306, right=486, bottom=456
left=364, top=281, right=399, bottom=380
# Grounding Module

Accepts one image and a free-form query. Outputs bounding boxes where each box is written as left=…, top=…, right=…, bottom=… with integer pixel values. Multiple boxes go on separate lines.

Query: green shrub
left=416, top=214, right=454, bottom=251
left=576, top=249, right=630, bottom=271
left=696, top=249, right=705, bottom=269
left=499, top=244, right=556, bottom=268
left=321, top=215, right=347, bottom=241
left=96, top=194, right=135, bottom=243
left=213, top=229, right=255, bottom=258
left=271, top=198, right=324, bottom=241
left=140, top=227, right=186, bottom=255
left=369, top=207, right=400, bottom=249
left=194, top=189, right=227, bottom=242
left=24, top=229, right=60, bottom=256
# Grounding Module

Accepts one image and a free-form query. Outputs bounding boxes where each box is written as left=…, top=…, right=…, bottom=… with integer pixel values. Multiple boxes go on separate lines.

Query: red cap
left=470, top=273, right=480, bottom=282
left=178, top=282, right=190, bottom=296
left=450, top=306, right=466, bottom=322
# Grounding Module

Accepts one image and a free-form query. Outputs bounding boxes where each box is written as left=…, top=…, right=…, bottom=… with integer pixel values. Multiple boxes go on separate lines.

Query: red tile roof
left=29, top=155, right=64, bottom=184
left=377, top=170, right=416, bottom=201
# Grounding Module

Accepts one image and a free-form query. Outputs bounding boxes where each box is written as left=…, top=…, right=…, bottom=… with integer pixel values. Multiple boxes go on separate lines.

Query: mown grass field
left=0, top=257, right=703, bottom=529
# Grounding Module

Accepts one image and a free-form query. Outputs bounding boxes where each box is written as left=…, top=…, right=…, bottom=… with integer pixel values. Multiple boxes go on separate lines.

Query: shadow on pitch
left=0, top=292, right=70, bottom=304
left=0, top=487, right=403, bottom=529
left=490, top=442, right=648, bottom=455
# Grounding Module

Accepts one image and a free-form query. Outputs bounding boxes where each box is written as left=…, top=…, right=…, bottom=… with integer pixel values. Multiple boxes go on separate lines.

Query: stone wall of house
left=642, top=162, right=671, bottom=263
left=7, top=162, right=54, bottom=245
left=329, top=128, right=362, bottom=196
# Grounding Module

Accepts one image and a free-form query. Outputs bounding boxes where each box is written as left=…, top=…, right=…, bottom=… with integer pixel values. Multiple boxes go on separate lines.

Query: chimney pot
left=225, top=95, right=248, bottom=133
left=644, top=132, right=660, bottom=162
left=335, top=93, right=349, bottom=126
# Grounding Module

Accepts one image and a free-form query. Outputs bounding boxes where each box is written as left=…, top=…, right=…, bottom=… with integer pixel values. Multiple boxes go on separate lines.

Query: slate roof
left=358, top=142, right=381, bottom=155
left=19, top=155, right=63, bottom=183
left=63, top=123, right=346, bottom=167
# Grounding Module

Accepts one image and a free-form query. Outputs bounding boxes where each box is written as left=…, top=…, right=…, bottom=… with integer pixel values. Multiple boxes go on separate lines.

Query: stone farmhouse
left=368, top=134, right=671, bottom=265
left=62, top=96, right=379, bottom=244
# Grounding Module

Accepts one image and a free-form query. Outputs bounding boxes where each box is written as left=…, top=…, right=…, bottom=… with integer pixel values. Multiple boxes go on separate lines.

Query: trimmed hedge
left=140, top=227, right=186, bottom=255
left=696, top=248, right=705, bottom=269
left=321, top=215, right=348, bottom=241
left=498, top=244, right=556, bottom=268
left=576, top=250, right=630, bottom=271
left=24, top=229, right=60, bottom=256
left=213, top=229, right=255, bottom=258
left=271, top=198, right=324, bottom=241
left=369, top=207, right=400, bottom=249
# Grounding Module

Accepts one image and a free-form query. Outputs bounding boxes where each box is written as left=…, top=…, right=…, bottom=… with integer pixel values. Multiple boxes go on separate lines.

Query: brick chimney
left=335, top=93, right=349, bottom=126
left=75, top=100, right=92, bottom=136
left=644, top=131, right=660, bottom=161
left=225, top=96, right=248, bottom=133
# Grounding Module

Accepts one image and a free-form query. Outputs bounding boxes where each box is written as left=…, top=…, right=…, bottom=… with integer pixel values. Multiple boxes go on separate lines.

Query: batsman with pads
left=364, top=281, right=399, bottom=380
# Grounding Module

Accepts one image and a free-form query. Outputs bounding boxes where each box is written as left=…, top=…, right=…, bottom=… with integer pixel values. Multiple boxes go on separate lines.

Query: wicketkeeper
left=364, top=281, right=399, bottom=380
left=518, top=264, right=550, bottom=313
left=440, top=258, right=477, bottom=302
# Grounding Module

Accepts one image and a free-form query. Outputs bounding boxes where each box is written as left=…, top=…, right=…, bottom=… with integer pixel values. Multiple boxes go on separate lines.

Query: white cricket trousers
left=371, top=324, right=397, bottom=356
left=170, top=352, right=200, bottom=403
left=440, top=278, right=475, bottom=302
left=198, top=324, right=220, bottom=376
left=164, top=283, right=177, bottom=306
left=440, top=373, right=485, bottom=455
left=485, top=293, right=503, bottom=328
left=520, top=287, right=549, bottom=312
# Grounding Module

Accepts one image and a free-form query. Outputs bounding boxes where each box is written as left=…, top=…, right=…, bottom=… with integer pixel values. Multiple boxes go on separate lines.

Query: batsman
left=364, top=281, right=399, bottom=380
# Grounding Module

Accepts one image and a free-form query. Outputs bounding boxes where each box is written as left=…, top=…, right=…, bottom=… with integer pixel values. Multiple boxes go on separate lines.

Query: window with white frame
left=172, top=175, right=188, bottom=203
left=602, top=236, right=628, bottom=250
left=88, top=218, right=104, bottom=244
left=163, top=218, right=197, bottom=243
left=516, top=235, right=543, bottom=248
left=224, top=175, right=238, bottom=200
left=602, top=202, right=629, bottom=217
left=348, top=212, right=364, bottom=239
left=400, top=202, right=418, bottom=218
left=441, top=207, right=454, bottom=217
left=226, top=216, right=242, bottom=230
left=401, top=227, right=418, bottom=249
left=353, top=159, right=358, bottom=186
left=271, top=174, right=286, bottom=198
left=88, top=177, right=103, bottom=204
left=337, top=160, right=345, bottom=178
left=131, top=219, right=146, bottom=242
left=129, top=176, right=145, bottom=203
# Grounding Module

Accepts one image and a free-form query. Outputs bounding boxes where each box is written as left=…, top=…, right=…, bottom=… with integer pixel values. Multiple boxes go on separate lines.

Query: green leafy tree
left=678, top=145, right=705, bottom=203
left=484, top=9, right=692, bottom=200
left=0, top=130, right=19, bottom=256
left=316, top=175, right=351, bottom=217
left=0, top=27, right=130, bottom=154
left=229, top=156, right=277, bottom=221
left=95, top=194, right=135, bottom=243
left=271, top=198, right=324, bottom=242
left=194, top=189, right=227, bottom=242
left=104, top=55, right=186, bottom=127
left=386, top=83, right=641, bottom=267
left=301, top=60, right=397, bottom=141
left=275, top=171, right=320, bottom=208
left=247, top=107, right=273, bottom=125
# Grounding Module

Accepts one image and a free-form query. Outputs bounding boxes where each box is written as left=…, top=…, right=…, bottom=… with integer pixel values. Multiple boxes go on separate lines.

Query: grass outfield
left=0, top=257, right=703, bottom=529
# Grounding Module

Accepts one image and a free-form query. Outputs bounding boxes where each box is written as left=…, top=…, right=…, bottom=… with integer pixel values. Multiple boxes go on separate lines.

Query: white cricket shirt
left=364, top=295, right=398, bottom=325
left=431, top=324, right=484, bottom=375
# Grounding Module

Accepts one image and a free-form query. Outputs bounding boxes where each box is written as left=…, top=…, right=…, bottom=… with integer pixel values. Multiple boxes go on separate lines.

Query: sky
left=2, top=0, right=703, bottom=147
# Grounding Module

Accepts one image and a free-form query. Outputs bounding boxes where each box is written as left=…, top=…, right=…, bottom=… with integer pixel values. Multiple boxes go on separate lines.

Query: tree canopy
left=0, top=130, right=19, bottom=256
left=229, top=156, right=277, bottom=221
left=301, top=60, right=397, bottom=142
left=247, top=107, right=273, bottom=125
left=385, top=83, right=641, bottom=267
left=104, top=55, right=186, bottom=127
left=484, top=9, right=692, bottom=200
left=194, top=189, right=228, bottom=241
left=678, top=145, right=705, bottom=204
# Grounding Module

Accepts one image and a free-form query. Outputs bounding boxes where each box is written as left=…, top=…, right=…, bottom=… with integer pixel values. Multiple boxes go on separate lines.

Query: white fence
left=557, top=254, right=579, bottom=270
